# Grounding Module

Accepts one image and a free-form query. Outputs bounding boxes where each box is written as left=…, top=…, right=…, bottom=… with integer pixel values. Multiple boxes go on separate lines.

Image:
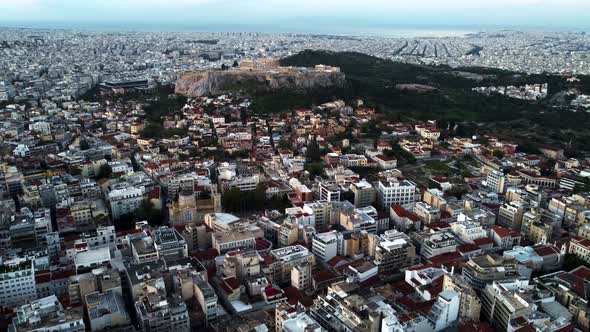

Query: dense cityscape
left=2, top=21, right=590, bottom=332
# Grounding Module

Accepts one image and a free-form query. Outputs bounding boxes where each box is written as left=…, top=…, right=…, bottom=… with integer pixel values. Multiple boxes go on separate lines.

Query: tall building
left=374, top=230, right=418, bottom=275
left=350, top=180, right=376, bottom=207
left=442, top=273, right=481, bottom=322
left=220, top=249, right=261, bottom=280
left=107, top=185, right=145, bottom=220
left=0, top=257, right=36, bottom=307
left=319, top=181, right=340, bottom=202
left=376, top=179, right=416, bottom=207
left=312, top=230, right=340, bottom=262
left=481, top=281, right=532, bottom=331
left=520, top=209, right=541, bottom=237
left=420, top=232, right=457, bottom=258
left=486, top=171, right=507, bottom=193
left=135, top=288, right=190, bottom=332
left=153, top=226, right=188, bottom=261
left=194, top=274, right=218, bottom=324
left=497, top=201, right=525, bottom=230
left=291, top=263, right=312, bottom=292
left=427, top=290, right=460, bottom=331
left=303, top=201, right=331, bottom=233
left=269, top=245, right=315, bottom=285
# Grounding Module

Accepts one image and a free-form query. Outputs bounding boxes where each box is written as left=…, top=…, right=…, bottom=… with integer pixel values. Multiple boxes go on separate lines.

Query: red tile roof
left=533, top=244, right=560, bottom=257
left=391, top=205, right=420, bottom=222
left=283, top=286, right=303, bottom=306
left=491, top=226, right=520, bottom=238
left=264, top=285, right=283, bottom=297
left=458, top=243, right=482, bottom=254
left=427, top=251, right=464, bottom=266
left=473, top=237, right=494, bottom=246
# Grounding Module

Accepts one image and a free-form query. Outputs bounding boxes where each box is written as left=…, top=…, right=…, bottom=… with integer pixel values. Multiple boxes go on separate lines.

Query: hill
left=273, top=50, right=590, bottom=153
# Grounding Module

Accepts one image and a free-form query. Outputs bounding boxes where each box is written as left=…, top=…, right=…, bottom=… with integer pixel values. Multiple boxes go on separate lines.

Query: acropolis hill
left=174, top=58, right=346, bottom=97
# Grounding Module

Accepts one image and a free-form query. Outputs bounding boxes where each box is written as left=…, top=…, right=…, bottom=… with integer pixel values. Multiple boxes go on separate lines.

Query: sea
left=0, top=21, right=585, bottom=38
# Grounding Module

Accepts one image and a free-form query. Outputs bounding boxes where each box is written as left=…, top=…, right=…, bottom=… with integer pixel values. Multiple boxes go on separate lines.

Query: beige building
left=374, top=231, right=418, bottom=275
left=442, top=273, right=481, bottom=322
left=569, top=237, right=590, bottom=263
left=212, top=228, right=257, bottom=254
left=269, top=245, right=315, bottom=285
left=291, top=263, right=312, bottom=292
left=423, top=188, right=447, bottom=209
left=169, top=190, right=221, bottom=226
left=497, top=201, right=524, bottom=230
left=220, top=249, right=261, bottom=281
left=350, top=180, right=376, bottom=208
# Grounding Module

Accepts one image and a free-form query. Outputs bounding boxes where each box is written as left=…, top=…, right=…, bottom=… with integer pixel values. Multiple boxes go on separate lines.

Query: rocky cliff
left=174, top=68, right=346, bottom=97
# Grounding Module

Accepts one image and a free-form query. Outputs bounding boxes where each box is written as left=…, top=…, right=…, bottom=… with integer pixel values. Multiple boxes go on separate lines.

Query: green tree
left=80, top=139, right=90, bottom=150
left=492, top=150, right=505, bottom=159
left=305, top=141, right=322, bottom=162
left=133, top=200, right=162, bottom=226
left=97, top=164, right=112, bottom=179
left=278, top=139, right=292, bottom=150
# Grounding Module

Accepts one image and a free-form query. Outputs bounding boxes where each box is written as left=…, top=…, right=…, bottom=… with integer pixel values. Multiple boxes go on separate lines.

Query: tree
left=305, top=141, right=322, bottom=162
left=278, top=139, right=292, bottom=150
left=233, top=61, right=239, bottom=67
left=221, top=187, right=266, bottom=213
left=97, top=164, right=112, bottom=179
left=133, top=200, right=162, bottom=226
left=445, top=185, right=470, bottom=200
left=80, top=139, right=90, bottom=150
left=563, top=254, right=590, bottom=271
left=305, top=162, right=324, bottom=180
left=492, top=150, right=505, bottom=159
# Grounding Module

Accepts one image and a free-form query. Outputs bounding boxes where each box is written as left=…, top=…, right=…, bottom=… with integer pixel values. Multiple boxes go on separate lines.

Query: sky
left=0, top=0, right=589, bottom=33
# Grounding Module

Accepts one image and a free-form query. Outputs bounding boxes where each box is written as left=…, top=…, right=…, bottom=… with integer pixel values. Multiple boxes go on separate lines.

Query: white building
left=428, top=290, right=460, bottom=331
left=0, top=257, right=36, bottom=306
left=312, top=231, right=340, bottom=262
left=319, top=182, right=340, bottom=202
left=107, top=186, right=145, bottom=220
left=450, top=218, right=488, bottom=242
left=376, top=179, right=416, bottom=207
left=10, top=295, right=85, bottom=332
left=486, top=171, right=507, bottom=194
left=421, top=232, right=457, bottom=258
left=340, top=154, right=368, bottom=167
left=285, top=206, right=315, bottom=227
left=12, top=144, right=30, bottom=158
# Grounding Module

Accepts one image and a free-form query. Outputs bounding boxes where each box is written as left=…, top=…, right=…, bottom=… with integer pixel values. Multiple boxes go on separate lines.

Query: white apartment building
left=0, top=257, right=36, bottom=306
left=450, top=218, right=488, bottom=243
left=486, top=171, right=507, bottom=194
left=319, top=182, right=340, bottom=202
left=428, top=290, right=460, bottom=331
left=376, top=179, right=416, bottom=207
left=108, top=186, right=145, bottom=220
left=421, top=232, right=457, bottom=258
left=312, top=231, right=340, bottom=262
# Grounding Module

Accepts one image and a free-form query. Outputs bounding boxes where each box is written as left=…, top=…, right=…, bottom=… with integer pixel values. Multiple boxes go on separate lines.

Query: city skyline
left=1, top=0, right=589, bottom=35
